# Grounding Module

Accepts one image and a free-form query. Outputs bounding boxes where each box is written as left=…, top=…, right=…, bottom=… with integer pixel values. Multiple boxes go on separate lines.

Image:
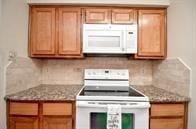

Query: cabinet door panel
left=137, top=10, right=166, bottom=58
left=10, top=117, right=38, bottom=129
left=85, top=8, right=110, bottom=23
left=10, top=102, right=38, bottom=116
left=43, top=117, right=72, bottom=129
left=30, top=8, right=56, bottom=55
left=43, top=103, right=72, bottom=116
left=151, top=104, right=184, bottom=117
left=151, top=118, right=184, bottom=129
left=58, top=8, right=82, bottom=56
left=112, top=9, right=136, bottom=24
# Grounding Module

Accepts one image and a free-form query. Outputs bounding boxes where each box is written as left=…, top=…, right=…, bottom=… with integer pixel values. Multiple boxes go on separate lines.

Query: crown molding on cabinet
left=27, top=0, right=170, bottom=7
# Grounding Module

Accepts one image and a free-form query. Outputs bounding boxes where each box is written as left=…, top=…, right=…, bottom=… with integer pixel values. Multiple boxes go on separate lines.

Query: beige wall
left=0, top=0, right=29, bottom=129
left=0, top=0, right=6, bottom=128
left=167, top=0, right=196, bottom=129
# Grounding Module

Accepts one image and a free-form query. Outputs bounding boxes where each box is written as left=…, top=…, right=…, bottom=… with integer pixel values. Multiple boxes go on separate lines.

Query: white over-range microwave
left=83, top=24, right=137, bottom=54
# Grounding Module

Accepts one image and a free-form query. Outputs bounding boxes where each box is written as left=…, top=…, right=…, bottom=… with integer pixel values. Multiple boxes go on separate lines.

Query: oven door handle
left=76, top=101, right=150, bottom=108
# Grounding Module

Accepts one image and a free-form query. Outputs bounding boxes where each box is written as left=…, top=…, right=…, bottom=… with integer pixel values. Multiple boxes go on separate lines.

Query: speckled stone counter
left=5, top=84, right=190, bottom=102
left=5, top=84, right=83, bottom=101
left=132, top=85, right=190, bottom=102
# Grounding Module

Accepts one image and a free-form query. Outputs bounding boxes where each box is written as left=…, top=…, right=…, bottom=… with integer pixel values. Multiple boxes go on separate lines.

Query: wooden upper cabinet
left=58, top=8, right=82, bottom=56
left=112, top=9, right=136, bottom=24
left=29, top=6, right=83, bottom=58
left=136, top=9, right=166, bottom=59
left=85, top=8, right=110, bottom=24
left=30, top=7, right=56, bottom=56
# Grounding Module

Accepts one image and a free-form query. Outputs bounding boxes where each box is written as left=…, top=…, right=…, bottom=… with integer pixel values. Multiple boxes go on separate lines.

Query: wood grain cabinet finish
left=151, top=104, right=184, bottom=117
left=58, top=8, right=82, bottom=56
left=43, top=103, right=72, bottom=116
left=43, top=117, right=72, bottom=129
left=136, top=9, right=166, bottom=59
left=30, top=7, right=56, bottom=56
left=85, top=8, right=110, bottom=24
left=10, top=102, right=38, bottom=116
left=151, top=118, right=184, bottom=129
left=150, top=103, right=188, bottom=129
left=8, top=102, right=74, bottom=129
left=29, top=6, right=83, bottom=58
left=111, top=9, right=136, bottom=24
left=9, top=117, right=39, bottom=129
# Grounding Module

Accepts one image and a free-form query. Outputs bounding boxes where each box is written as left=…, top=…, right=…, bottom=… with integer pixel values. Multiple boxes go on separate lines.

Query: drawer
left=150, top=118, right=184, bottom=129
left=10, top=102, right=38, bottom=116
left=43, top=103, right=72, bottom=116
left=151, top=104, right=184, bottom=117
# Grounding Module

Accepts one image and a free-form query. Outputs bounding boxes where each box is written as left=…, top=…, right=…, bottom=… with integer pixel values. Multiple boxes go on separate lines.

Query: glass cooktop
left=79, top=87, right=145, bottom=97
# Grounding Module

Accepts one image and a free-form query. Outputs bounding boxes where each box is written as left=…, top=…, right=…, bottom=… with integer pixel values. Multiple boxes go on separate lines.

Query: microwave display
left=90, top=113, right=134, bottom=129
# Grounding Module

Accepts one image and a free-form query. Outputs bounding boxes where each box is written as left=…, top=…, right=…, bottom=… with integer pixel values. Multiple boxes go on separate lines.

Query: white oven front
left=76, top=101, right=150, bottom=129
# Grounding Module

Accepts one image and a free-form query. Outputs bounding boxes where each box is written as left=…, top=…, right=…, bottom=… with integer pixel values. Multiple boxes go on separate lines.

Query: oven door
left=76, top=101, right=150, bottom=129
left=83, top=30, right=124, bottom=54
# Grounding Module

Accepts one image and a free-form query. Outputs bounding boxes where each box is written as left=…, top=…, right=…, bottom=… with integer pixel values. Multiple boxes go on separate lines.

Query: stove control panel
left=84, top=69, right=129, bottom=80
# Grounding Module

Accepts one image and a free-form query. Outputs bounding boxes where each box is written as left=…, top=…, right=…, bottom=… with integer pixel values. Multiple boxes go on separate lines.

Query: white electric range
left=76, top=69, right=150, bottom=129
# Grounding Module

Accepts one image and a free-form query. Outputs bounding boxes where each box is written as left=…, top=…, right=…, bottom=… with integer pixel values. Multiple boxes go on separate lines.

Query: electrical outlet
left=8, top=51, right=17, bottom=61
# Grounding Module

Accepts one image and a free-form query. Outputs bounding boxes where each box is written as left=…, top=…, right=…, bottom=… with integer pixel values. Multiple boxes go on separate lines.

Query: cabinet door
left=151, top=118, right=184, bottom=129
left=9, top=117, right=38, bottom=129
left=136, top=10, right=166, bottom=59
left=58, top=8, right=82, bottom=56
left=43, top=117, right=72, bottom=129
left=30, top=7, right=56, bottom=56
left=112, top=9, right=136, bottom=24
left=85, top=8, right=110, bottom=23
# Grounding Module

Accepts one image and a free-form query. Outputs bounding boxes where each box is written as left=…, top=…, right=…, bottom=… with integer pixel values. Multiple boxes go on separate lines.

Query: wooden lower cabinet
left=150, top=103, right=188, bottom=129
left=9, top=117, right=39, bottom=129
left=43, top=117, right=72, bottom=129
left=151, top=118, right=184, bottom=129
left=8, top=102, right=74, bottom=129
left=7, top=101, right=188, bottom=129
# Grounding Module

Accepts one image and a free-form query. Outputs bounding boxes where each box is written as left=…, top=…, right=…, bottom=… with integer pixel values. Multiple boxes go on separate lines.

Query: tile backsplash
left=6, top=57, right=191, bottom=97
left=6, top=57, right=42, bottom=95
left=41, top=57, right=153, bottom=85
left=153, top=58, right=191, bottom=96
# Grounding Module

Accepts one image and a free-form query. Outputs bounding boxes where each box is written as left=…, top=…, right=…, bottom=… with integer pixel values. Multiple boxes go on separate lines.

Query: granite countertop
left=132, top=85, right=190, bottom=102
left=5, top=84, right=190, bottom=102
left=5, top=84, right=83, bottom=101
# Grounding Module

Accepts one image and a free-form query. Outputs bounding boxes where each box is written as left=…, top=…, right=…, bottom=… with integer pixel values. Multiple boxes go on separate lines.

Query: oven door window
left=90, top=113, right=134, bottom=129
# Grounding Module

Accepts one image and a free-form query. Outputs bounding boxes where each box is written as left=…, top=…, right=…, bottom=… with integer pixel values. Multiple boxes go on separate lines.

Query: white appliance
left=83, top=24, right=137, bottom=54
left=76, top=69, right=150, bottom=129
